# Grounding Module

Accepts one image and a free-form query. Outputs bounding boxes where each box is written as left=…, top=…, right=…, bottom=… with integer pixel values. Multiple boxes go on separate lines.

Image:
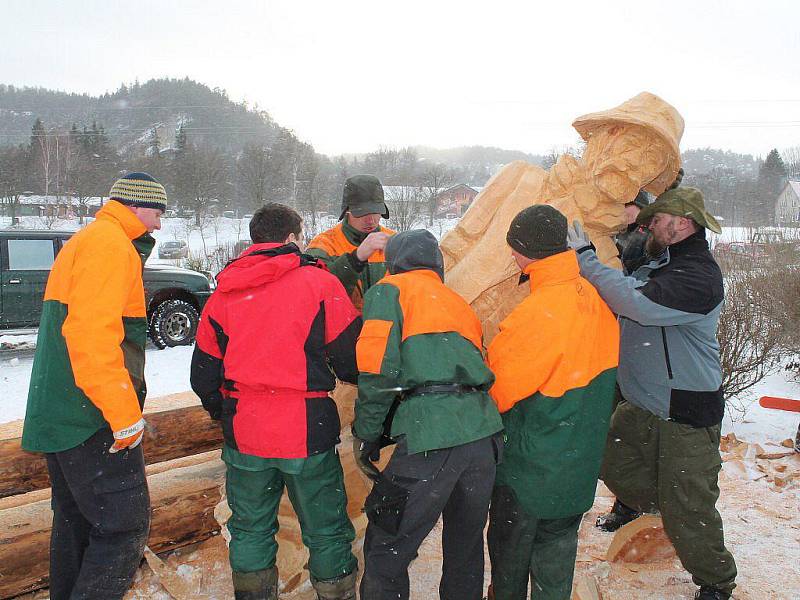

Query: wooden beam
left=0, top=404, right=224, bottom=498
left=0, top=456, right=225, bottom=599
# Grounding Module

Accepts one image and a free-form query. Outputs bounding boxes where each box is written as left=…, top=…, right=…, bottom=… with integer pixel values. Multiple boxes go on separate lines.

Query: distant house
left=434, top=184, right=481, bottom=218
left=774, top=181, right=800, bottom=225
left=380, top=184, right=481, bottom=221
left=2, top=195, right=105, bottom=218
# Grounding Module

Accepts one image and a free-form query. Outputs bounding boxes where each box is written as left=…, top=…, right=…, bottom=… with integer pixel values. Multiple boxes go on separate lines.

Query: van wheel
left=149, top=299, right=199, bottom=348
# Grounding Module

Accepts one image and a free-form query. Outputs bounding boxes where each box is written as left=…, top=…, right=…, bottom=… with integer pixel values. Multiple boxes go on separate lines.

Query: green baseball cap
left=338, top=174, right=390, bottom=220
left=637, top=186, right=721, bottom=234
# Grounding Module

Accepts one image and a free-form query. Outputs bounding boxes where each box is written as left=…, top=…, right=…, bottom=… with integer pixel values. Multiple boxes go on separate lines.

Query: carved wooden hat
left=572, top=92, right=685, bottom=195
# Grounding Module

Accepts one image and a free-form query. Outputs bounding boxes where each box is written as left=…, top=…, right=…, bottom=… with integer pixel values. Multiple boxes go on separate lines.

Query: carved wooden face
left=582, top=124, right=670, bottom=205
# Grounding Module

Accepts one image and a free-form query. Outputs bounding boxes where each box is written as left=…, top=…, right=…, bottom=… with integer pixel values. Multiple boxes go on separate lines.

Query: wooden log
left=0, top=403, right=224, bottom=498
left=0, top=456, right=225, bottom=599
left=605, top=514, right=677, bottom=565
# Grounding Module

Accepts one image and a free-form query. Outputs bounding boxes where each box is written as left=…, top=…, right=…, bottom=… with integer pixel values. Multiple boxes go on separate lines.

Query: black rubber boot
left=695, top=585, right=732, bottom=599
left=232, top=567, right=278, bottom=600
left=311, top=567, right=358, bottom=600
left=595, top=499, right=642, bottom=532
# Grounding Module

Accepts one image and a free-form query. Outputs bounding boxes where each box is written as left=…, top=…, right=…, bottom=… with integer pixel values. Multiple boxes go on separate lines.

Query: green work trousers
left=224, top=448, right=356, bottom=581
left=601, top=401, right=737, bottom=594
left=488, top=486, right=583, bottom=600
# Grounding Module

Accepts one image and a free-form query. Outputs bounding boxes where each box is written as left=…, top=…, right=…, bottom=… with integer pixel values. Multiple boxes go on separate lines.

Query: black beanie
left=506, top=205, right=568, bottom=259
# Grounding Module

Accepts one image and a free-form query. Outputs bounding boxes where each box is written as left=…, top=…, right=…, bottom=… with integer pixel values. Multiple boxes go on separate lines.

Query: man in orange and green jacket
left=22, top=172, right=166, bottom=600
left=352, top=229, right=503, bottom=600
left=306, top=174, right=396, bottom=309
left=486, top=205, right=619, bottom=600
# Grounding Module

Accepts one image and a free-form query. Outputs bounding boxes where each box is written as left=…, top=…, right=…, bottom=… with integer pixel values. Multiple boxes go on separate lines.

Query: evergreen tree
left=757, top=149, right=787, bottom=225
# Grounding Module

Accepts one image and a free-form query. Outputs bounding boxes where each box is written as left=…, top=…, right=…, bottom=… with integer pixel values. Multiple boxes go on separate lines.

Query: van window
left=8, top=239, right=55, bottom=270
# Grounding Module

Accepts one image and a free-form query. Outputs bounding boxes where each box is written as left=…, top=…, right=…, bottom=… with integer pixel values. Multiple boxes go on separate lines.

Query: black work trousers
left=360, top=434, right=500, bottom=600
left=45, top=428, right=151, bottom=600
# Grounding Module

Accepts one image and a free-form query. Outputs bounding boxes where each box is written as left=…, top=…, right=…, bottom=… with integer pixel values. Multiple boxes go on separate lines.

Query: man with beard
left=569, top=187, right=737, bottom=600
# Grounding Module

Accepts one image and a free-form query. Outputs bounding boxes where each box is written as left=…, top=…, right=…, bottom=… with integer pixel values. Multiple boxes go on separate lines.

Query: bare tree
left=386, top=186, right=424, bottom=232
left=237, top=143, right=271, bottom=211
left=419, top=163, right=455, bottom=226
left=717, top=266, right=784, bottom=413
left=0, top=145, right=28, bottom=225
left=177, top=144, right=227, bottom=225
left=781, top=145, right=800, bottom=181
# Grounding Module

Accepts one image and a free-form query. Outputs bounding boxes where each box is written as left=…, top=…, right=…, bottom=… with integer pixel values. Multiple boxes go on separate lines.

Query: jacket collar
left=668, top=229, right=708, bottom=257
left=95, top=200, right=147, bottom=240
left=342, top=219, right=384, bottom=245
left=522, top=249, right=579, bottom=293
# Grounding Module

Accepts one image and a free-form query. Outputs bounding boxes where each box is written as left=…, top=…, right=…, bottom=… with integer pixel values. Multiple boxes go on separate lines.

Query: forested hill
left=0, top=78, right=294, bottom=154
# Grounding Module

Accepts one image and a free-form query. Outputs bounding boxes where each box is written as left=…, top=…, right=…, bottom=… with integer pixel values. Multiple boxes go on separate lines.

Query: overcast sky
left=3, top=0, right=798, bottom=157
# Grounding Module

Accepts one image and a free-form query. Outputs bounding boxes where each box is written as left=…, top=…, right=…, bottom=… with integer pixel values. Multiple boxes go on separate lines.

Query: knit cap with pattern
left=109, top=172, right=168, bottom=211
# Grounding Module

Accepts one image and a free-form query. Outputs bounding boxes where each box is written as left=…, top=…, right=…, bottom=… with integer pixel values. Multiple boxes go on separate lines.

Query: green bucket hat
left=338, top=174, right=390, bottom=220
left=637, top=186, right=721, bottom=234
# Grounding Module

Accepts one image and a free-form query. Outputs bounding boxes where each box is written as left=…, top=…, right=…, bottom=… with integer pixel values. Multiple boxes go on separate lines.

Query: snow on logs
left=0, top=451, right=224, bottom=599
left=0, top=387, right=362, bottom=599
left=0, top=394, right=224, bottom=498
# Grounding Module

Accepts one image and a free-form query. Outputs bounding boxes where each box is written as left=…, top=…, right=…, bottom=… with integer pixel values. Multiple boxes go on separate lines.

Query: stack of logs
left=0, top=385, right=370, bottom=599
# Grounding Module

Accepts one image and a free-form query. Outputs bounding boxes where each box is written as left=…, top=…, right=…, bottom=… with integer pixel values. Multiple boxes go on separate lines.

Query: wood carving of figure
left=441, top=92, right=685, bottom=341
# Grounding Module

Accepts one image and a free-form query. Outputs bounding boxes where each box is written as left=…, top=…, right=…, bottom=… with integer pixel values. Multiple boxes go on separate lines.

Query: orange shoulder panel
left=384, top=270, right=483, bottom=351
left=488, top=277, right=619, bottom=413
left=307, top=224, right=356, bottom=257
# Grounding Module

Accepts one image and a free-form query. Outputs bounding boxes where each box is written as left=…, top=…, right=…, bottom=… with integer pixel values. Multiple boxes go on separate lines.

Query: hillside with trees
left=1, top=79, right=797, bottom=228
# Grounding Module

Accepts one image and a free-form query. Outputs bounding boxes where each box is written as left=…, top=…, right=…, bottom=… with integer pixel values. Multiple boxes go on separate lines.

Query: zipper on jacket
left=660, top=327, right=674, bottom=379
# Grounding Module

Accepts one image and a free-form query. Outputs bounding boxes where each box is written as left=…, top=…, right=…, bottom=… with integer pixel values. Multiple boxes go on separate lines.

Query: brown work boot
left=310, top=567, right=358, bottom=600
left=232, top=567, right=278, bottom=600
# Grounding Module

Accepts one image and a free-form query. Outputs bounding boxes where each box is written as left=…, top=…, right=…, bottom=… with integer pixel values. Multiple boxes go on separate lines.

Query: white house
left=774, top=181, right=800, bottom=225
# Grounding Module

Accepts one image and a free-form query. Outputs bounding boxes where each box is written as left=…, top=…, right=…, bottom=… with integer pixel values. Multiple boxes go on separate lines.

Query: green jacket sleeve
left=353, top=283, right=403, bottom=442
left=305, top=247, right=365, bottom=296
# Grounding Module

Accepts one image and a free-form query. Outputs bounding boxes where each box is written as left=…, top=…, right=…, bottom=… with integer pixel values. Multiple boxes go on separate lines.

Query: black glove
left=352, top=430, right=381, bottom=480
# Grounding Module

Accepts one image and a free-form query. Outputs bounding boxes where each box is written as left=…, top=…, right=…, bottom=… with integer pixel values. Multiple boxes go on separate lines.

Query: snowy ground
left=3, top=216, right=799, bottom=599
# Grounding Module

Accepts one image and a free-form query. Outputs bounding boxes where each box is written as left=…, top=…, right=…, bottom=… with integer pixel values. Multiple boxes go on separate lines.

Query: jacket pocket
left=220, top=396, right=239, bottom=450
left=660, top=327, right=673, bottom=380
left=356, top=319, right=393, bottom=374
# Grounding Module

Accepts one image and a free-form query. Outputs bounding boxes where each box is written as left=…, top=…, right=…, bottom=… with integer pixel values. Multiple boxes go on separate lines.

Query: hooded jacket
left=577, top=229, right=725, bottom=428
left=353, top=230, right=503, bottom=454
left=23, top=200, right=155, bottom=453
left=306, top=220, right=396, bottom=309
left=190, top=243, right=361, bottom=459
left=487, top=249, right=619, bottom=519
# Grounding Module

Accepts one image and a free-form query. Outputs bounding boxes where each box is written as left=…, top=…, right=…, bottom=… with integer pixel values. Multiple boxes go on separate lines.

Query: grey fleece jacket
left=577, top=230, right=726, bottom=427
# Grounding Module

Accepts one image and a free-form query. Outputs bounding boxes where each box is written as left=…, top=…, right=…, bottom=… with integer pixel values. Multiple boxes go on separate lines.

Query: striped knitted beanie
left=109, top=172, right=168, bottom=211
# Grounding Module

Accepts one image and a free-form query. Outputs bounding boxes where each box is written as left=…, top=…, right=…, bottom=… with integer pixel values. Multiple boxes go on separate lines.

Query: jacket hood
left=384, top=229, right=444, bottom=280
left=216, top=242, right=318, bottom=292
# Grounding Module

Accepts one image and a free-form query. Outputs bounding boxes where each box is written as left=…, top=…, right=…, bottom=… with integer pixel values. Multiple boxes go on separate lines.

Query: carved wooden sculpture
left=441, top=92, right=684, bottom=341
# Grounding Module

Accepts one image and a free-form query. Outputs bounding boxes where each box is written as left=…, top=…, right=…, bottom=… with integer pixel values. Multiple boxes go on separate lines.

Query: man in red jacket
left=190, top=203, right=362, bottom=600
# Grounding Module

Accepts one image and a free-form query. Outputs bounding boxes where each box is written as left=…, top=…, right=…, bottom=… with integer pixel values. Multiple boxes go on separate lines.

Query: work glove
left=352, top=429, right=381, bottom=480
left=109, top=418, right=146, bottom=454
left=566, top=220, right=593, bottom=253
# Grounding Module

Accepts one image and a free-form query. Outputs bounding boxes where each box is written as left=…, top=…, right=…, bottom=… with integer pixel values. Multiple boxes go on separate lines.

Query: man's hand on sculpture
left=356, top=232, right=390, bottom=262
left=109, top=418, right=146, bottom=453
left=352, top=430, right=382, bottom=480
left=567, top=221, right=593, bottom=253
